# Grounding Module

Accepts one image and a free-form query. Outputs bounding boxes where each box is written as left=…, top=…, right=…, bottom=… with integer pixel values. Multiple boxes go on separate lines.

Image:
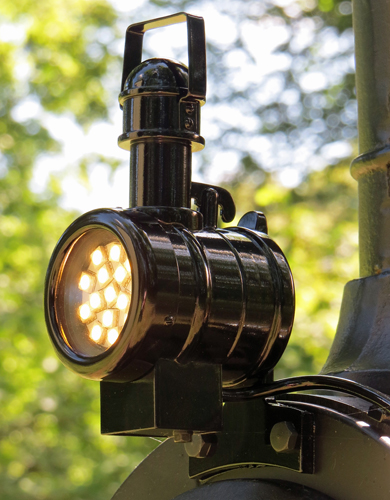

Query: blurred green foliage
left=0, top=0, right=358, bottom=498
left=0, top=1, right=157, bottom=498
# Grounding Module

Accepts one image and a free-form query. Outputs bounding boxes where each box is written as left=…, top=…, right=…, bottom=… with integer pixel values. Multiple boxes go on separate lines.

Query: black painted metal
left=128, top=139, right=192, bottom=208
left=238, top=211, right=268, bottom=233
left=188, top=398, right=315, bottom=477
left=111, top=393, right=390, bottom=500
left=222, top=374, right=390, bottom=413
left=137, top=206, right=203, bottom=231
left=120, top=13, right=206, bottom=103
left=45, top=207, right=294, bottom=386
left=173, top=480, right=334, bottom=500
left=101, top=359, right=222, bottom=436
left=118, top=57, right=204, bottom=208
left=191, top=182, right=236, bottom=224
left=118, top=14, right=206, bottom=209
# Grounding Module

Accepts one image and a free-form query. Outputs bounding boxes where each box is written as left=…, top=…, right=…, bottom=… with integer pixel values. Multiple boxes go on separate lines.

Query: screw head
left=184, top=117, right=194, bottom=130
left=270, top=421, right=298, bottom=453
left=164, top=315, right=174, bottom=326
left=185, top=103, right=195, bottom=115
left=185, top=433, right=217, bottom=458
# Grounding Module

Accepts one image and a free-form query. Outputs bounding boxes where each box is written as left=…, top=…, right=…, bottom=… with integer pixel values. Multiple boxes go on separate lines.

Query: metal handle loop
left=121, top=12, right=206, bottom=104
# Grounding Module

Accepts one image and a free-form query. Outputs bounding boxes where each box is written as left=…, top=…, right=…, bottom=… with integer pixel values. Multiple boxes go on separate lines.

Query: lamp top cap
left=122, top=58, right=189, bottom=98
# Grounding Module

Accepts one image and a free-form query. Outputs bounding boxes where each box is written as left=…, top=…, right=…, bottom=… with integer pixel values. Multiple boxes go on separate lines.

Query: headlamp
left=44, top=13, right=295, bottom=436
left=46, top=206, right=294, bottom=385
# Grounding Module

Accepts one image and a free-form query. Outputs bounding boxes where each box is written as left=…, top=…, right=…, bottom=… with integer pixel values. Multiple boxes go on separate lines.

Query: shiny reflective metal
left=118, top=13, right=206, bottom=209
left=45, top=207, right=294, bottom=385
left=120, top=13, right=206, bottom=103
left=45, top=11, right=295, bottom=390
left=44, top=11, right=296, bottom=444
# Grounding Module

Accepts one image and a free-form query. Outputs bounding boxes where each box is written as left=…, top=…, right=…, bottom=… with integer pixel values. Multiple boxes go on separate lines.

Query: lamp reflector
left=53, top=229, right=132, bottom=357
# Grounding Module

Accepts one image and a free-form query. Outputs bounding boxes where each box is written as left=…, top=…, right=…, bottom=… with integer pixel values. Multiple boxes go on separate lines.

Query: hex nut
left=270, top=421, right=298, bottom=453
left=185, top=433, right=217, bottom=458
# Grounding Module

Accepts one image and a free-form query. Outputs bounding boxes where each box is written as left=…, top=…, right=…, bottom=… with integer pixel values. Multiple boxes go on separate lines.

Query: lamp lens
left=55, top=229, right=132, bottom=357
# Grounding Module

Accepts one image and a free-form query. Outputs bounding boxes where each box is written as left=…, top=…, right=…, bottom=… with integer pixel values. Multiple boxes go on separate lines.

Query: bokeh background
left=0, top=0, right=359, bottom=498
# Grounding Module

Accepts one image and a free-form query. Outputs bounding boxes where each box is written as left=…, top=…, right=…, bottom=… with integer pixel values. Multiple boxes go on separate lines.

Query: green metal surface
left=352, top=0, right=390, bottom=277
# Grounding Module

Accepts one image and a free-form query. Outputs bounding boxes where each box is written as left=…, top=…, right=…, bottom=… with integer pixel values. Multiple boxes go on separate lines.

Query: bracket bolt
left=184, top=433, right=217, bottom=458
left=270, top=421, right=298, bottom=453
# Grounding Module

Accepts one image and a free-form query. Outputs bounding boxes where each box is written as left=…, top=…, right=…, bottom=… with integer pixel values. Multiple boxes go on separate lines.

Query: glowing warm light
left=79, top=274, right=91, bottom=291
left=76, top=238, right=131, bottom=349
left=98, top=266, right=110, bottom=285
left=102, top=310, right=114, bottom=327
left=90, top=292, right=102, bottom=310
left=110, top=244, right=121, bottom=262
left=107, top=328, right=119, bottom=345
left=90, top=324, right=103, bottom=342
left=104, top=285, right=117, bottom=304
left=79, top=304, right=91, bottom=320
left=91, top=249, right=103, bottom=266
left=114, top=265, right=126, bottom=283
left=356, top=421, right=370, bottom=428
left=117, top=292, right=129, bottom=310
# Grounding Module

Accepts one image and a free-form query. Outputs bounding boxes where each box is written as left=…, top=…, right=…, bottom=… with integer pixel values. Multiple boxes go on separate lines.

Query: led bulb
left=79, top=303, right=91, bottom=321
left=98, top=266, right=110, bottom=285
left=124, top=260, right=130, bottom=273
left=90, top=324, right=103, bottom=342
left=79, top=273, right=95, bottom=292
left=107, top=328, right=119, bottom=345
left=91, top=249, right=104, bottom=266
left=117, top=292, right=129, bottom=310
left=109, top=244, right=121, bottom=262
left=104, top=285, right=117, bottom=304
left=114, top=265, right=127, bottom=283
left=90, top=292, right=102, bottom=310
left=102, top=310, right=114, bottom=327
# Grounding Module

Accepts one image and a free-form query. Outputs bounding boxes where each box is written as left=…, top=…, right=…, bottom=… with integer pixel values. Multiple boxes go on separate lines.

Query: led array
left=77, top=242, right=131, bottom=348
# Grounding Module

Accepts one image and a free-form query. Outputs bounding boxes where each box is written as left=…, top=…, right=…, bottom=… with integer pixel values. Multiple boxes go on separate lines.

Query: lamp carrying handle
left=121, top=12, right=206, bottom=104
